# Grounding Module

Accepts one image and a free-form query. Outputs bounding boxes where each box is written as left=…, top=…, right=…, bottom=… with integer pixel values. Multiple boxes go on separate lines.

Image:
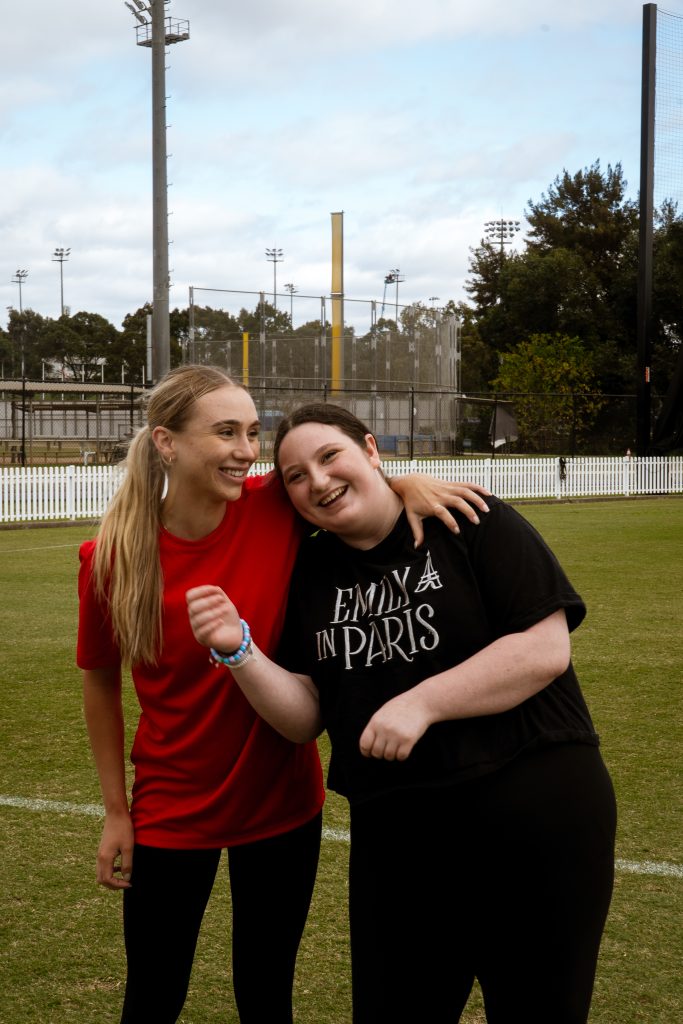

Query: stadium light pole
left=484, top=218, right=520, bottom=253
left=284, top=282, right=297, bottom=325
left=52, top=247, right=71, bottom=316
left=12, top=269, right=28, bottom=314
left=484, top=219, right=520, bottom=305
left=384, top=268, right=404, bottom=327
left=125, top=0, right=189, bottom=382
left=265, top=248, right=284, bottom=309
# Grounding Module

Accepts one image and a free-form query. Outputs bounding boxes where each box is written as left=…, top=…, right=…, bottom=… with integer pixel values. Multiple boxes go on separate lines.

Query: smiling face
left=277, top=421, right=401, bottom=549
left=154, top=384, right=260, bottom=512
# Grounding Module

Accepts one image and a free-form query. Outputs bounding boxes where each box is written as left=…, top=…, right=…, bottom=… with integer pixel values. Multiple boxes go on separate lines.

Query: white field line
left=1, top=542, right=82, bottom=553
left=2, top=794, right=681, bottom=879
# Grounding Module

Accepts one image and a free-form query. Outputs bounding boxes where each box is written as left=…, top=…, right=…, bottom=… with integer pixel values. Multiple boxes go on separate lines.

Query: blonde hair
left=92, top=364, right=237, bottom=665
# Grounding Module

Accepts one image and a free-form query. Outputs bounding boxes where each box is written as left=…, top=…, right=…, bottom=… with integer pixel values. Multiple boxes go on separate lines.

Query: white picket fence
left=1, top=456, right=682, bottom=525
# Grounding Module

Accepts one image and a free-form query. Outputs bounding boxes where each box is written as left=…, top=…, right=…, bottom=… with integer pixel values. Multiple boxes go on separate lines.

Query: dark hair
left=273, top=403, right=375, bottom=476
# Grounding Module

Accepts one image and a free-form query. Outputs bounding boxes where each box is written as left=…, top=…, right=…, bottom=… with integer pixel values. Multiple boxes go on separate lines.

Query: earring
left=162, top=454, right=175, bottom=468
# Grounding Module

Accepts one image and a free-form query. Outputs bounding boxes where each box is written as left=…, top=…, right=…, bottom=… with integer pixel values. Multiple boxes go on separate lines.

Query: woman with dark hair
left=187, top=401, right=617, bottom=1024
left=78, top=370, right=489, bottom=1024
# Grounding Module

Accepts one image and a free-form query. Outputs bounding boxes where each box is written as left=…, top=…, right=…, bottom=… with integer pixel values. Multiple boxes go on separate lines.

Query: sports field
left=1, top=497, right=681, bottom=1023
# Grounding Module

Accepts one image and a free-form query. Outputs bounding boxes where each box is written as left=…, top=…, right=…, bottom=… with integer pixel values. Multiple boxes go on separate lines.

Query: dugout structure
left=0, top=380, right=146, bottom=466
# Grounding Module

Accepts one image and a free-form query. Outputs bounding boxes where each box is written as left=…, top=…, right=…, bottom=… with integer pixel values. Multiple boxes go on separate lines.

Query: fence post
left=66, top=464, right=75, bottom=521
left=623, top=451, right=632, bottom=496
left=556, top=457, right=565, bottom=500
left=21, top=377, right=27, bottom=466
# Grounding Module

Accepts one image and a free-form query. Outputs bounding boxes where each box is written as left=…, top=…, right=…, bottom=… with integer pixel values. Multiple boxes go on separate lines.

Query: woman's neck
left=341, top=489, right=403, bottom=551
left=161, top=489, right=227, bottom=541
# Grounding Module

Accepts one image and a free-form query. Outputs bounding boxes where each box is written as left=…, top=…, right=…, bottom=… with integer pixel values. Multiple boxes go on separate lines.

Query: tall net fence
left=187, top=289, right=461, bottom=391
left=654, top=7, right=683, bottom=210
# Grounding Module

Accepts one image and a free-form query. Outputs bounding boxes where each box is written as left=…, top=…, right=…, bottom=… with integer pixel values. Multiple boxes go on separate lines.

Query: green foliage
left=525, top=161, right=637, bottom=277
left=6, top=308, right=52, bottom=378
left=492, top=333, right=602, bottom=451
left=63, top=311, right=120, bottom=381
left=238, top=300, right=291, bottom=336
left=0, top=324, right=10, bottom=374
left=116, top=304, right=186, bottom=380
left=463, top=160, right=683, bottom=404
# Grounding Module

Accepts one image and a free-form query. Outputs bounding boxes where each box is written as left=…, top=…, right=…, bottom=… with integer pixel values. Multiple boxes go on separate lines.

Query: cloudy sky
left=0, top=1, right=660, bottom=330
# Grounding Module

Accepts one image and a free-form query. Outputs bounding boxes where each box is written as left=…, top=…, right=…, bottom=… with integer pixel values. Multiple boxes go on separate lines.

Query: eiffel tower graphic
left=415, top=549, right=443, bottom=592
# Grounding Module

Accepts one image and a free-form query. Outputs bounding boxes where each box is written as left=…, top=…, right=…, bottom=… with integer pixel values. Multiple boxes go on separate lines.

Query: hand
left=97, top=810, right=134, bottom=890
left=359, top=690, right=433, bottom=762
left=390, top=475, right=491, bottom=547
left=186, top=585, right=244, bottom=653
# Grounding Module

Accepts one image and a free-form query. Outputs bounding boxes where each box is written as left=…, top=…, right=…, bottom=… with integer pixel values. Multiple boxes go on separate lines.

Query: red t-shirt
left=77, top=473, right=324, bottom=849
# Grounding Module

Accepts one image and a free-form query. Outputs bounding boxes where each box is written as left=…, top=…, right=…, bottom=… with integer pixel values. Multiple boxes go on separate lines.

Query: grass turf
left=0, top=497, right=681, bottom=1021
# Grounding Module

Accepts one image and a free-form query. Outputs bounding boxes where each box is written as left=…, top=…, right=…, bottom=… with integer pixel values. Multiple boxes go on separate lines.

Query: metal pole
left=265, top=248, right=283, bottom=310
left=151, top=0, right=171, bottom=382
left=128, top=2, right=189, bottom=379
left=12, top=270, right=27, bottom=314
left=21, top=377, right=27, bottom=466
left=637, top=3, right=657, bottom=455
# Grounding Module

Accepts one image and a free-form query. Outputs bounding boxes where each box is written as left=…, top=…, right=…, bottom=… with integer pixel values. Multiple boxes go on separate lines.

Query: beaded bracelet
left=209, top=619, right=253, bottom=670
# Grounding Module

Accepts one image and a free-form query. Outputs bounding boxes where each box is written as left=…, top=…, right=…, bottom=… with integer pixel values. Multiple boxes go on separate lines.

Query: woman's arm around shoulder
left=388, top=474, right=491, bottom=546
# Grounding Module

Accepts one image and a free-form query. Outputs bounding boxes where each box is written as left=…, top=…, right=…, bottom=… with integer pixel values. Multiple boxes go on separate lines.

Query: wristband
left=209, top=619, right=253, bottom=669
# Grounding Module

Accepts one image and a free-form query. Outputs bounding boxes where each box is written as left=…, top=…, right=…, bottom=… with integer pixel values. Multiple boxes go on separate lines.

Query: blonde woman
left=77, top=365, right=489, bottom=1024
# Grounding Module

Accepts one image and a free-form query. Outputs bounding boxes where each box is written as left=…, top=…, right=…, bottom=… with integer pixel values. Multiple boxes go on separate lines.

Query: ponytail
left=92, top=424, right=165, bottom=665
left=91, top=363, right=236, bottom=666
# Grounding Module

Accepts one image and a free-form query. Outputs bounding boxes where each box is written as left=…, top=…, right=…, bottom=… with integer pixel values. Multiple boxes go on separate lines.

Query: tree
left=446, top=301, right=499, bottom=394
left=6, top=309, right=50, bottom=378
left=238, top=301, right=291, bottom=337
left=0, top=325, right=10, bottom=376
left=491, top=333, right=602, bottom=451
left=651, top=203, right=683, bottom=398
left=463, top=161, right=643, bottom=397
left=526, top=161, right=637, bottom=277
left=41, top=315, right=83, bottom=377
left=56, top=311, right=120, bottom=381
left=117, top=304, right=185, bottom=381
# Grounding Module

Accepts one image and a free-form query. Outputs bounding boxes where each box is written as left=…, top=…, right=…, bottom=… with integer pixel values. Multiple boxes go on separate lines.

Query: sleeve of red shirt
left=76, top=540, right=121, bottom=669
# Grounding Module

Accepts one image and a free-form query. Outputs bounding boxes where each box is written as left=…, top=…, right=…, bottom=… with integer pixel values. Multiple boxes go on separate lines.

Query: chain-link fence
left=187, top=290, right=461, bottom=392
left=0, top=376, right=641, bottom=467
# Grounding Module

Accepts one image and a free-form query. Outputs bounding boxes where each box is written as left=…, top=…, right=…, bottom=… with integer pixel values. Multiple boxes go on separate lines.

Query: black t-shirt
left=278, top=497, right=598, bottom=804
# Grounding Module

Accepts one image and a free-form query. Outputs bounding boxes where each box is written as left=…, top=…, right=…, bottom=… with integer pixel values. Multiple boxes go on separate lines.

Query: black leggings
left=120, top=811, right=322, bottom=1024
left=349, top=744, right=616, bottom=1024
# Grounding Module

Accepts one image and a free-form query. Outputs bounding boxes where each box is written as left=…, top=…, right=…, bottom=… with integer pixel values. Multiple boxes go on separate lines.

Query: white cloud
left=0, top=0, right=654, bottom=333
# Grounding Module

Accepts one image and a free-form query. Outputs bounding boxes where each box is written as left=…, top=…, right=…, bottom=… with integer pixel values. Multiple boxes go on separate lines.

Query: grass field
left=1, top=497, right=681, bottom=1023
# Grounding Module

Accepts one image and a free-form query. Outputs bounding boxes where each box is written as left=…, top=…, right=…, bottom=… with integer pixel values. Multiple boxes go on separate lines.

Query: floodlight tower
left=12, top=269, right=28, bottom=314
left=284, top=282, right=297, bottom=324
left=484, top=219, right=521, bottom=253
left=52, top=247, right=71, bottom=316
left=125, top=0, right=189, bottom=382
left=265, top=248, right=284, bottom=310
left=383, top=268, right=404, bottom=326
